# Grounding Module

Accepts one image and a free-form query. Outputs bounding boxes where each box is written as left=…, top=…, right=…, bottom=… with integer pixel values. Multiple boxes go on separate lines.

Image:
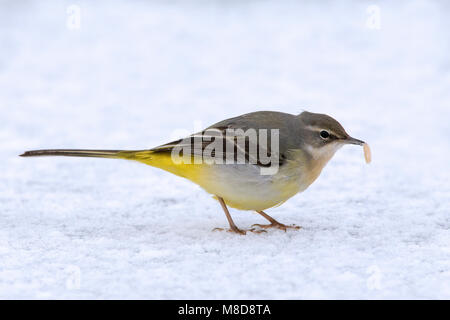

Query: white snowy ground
left=0, top=0, right=449, bottom=299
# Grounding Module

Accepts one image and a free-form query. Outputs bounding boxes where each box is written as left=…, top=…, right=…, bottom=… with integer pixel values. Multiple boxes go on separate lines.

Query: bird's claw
left=212, top=227, right=247, bottom=235
left=251, top=223, right=301, bottom=232
left=212, top=227, right=268, bottom=235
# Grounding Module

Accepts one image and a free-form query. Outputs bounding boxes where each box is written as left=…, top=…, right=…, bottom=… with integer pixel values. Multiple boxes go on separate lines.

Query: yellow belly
left=130, top=151, right=304, bottom=211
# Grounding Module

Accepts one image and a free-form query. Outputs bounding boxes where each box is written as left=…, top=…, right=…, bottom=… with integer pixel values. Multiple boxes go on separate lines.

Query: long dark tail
left=19, top=149, right=145, bottom=160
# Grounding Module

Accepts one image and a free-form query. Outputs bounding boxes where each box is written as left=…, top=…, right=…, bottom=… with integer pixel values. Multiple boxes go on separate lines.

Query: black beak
left=345, top=136, right=365, bottom=146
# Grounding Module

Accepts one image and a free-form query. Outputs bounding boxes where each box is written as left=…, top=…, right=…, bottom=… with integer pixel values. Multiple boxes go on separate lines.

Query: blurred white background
left=0, top=0, right=449, bottom=299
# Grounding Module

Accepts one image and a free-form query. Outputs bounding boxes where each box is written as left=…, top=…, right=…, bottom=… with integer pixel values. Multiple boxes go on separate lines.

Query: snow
left=1, top=0, right=449, bottom=299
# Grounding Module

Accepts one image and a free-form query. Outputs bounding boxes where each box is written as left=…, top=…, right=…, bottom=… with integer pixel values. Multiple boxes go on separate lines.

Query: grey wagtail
left=21, top=111, right=371, bottom=235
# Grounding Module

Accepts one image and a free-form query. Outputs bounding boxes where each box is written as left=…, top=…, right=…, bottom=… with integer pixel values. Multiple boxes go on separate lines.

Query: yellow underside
left=127, top=150, right=205, bottom=184
left=119, top=150, right=301, bottom=211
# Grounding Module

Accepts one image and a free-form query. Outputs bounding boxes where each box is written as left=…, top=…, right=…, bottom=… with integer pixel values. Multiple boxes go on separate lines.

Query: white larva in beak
left=363, top=143, right=372, bottom=164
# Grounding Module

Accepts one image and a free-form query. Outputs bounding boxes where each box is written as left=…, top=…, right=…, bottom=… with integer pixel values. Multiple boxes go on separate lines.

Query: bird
left=20, top=111, right=371, bottom=235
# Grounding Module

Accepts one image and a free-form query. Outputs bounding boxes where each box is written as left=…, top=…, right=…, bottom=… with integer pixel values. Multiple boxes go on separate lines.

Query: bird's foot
left=212, top=227, right=247, bottom=235
left=212, top=227, right=267, bottom=235
left=251, top=222, right=301, bottom=232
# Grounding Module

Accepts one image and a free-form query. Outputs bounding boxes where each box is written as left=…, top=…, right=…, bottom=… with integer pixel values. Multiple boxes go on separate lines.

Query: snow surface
left=1, top=0, right=449, bottom=299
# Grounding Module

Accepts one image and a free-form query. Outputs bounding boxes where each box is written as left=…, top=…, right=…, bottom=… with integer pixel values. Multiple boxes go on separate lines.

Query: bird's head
left=297, top=111, right=366, bottom=163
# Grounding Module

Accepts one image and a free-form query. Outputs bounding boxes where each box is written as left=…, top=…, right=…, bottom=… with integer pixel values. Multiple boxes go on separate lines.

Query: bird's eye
left=320, top=130, right=330, bottom=139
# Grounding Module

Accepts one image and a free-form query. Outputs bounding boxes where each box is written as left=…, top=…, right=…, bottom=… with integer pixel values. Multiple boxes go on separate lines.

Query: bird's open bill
left=345, top=136, right=372, bottom=164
